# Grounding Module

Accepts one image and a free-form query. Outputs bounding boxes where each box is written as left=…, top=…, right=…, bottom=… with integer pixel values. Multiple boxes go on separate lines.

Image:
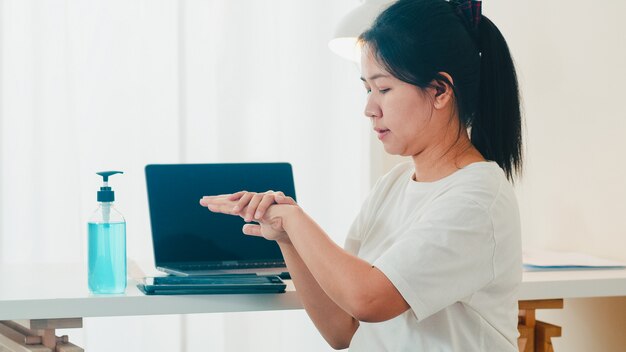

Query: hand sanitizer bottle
left=88, top=171, right=127, bottom=294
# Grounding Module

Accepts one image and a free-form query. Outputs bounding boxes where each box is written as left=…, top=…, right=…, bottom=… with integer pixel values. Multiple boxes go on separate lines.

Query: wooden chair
left=518, top=299, right=563, bottom=352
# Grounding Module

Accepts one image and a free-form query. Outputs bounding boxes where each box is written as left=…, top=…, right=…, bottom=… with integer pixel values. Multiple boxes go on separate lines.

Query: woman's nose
left=365, top=109, right=378, bottom=118
left=364, top=99, right=381, bottom=119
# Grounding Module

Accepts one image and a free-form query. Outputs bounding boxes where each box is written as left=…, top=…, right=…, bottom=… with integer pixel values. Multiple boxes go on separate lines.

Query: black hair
left=359, top=0, right=523, bottom=181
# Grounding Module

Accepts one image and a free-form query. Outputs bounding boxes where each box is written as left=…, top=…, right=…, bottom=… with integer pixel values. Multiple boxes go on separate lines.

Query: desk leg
left=518, top=299, right=563, bottom=352
left=0, top=319, right=83, bottom=352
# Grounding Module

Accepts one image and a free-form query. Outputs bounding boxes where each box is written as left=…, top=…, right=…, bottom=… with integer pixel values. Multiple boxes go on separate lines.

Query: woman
left=200, top=0, right=523, bottom=350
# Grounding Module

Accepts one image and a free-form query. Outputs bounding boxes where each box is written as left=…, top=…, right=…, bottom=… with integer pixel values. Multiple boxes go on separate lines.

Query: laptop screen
left=145, top=163, right=296, bottom=267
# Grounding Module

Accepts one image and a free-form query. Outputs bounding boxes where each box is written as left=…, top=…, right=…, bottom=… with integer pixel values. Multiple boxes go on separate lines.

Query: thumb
left=242, top=224, right=263, bottom=237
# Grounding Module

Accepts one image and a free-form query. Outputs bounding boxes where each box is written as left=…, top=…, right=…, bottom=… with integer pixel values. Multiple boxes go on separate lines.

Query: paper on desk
left=523, top=248, right=626, bottom=271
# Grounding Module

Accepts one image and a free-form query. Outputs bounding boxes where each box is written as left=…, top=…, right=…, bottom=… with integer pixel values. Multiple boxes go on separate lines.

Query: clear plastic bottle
left=88, top=171, right=127, bottom=294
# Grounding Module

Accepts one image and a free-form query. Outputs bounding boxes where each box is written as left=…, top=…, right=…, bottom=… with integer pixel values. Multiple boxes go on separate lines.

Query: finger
left=227, top=191, right=247, bottom=201
left=202, top=193, right=237, bottom=200
left=200, top=194, right=232, bottom=206
left=242, top=224, right=263, bottom=237
left=205, top=202, right=237, bottom=215
left=274, top=192, right=297, bottom=205
left=245, top=193, right=265, bottom=222
left=200, top=195, right=223, bottom=206
left=255, top=193, right=278, bottom=220
left=233, top=192, right=254, bottom=214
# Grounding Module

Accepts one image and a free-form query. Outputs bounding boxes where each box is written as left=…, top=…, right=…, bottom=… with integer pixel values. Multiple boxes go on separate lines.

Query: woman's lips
left=375, top=129, right=390, bottom=140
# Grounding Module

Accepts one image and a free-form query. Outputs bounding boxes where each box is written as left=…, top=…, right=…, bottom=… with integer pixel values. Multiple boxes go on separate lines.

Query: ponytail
left=472, top=15, right=523, bottom=181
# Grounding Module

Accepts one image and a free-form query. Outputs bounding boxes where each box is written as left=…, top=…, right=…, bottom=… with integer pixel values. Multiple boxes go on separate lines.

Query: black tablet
left=137, top=275, right=286, bottom=295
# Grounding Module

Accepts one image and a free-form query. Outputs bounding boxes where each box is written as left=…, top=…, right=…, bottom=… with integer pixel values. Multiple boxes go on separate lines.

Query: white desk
left=518, top=269, right=626, bottom=352
left=520, top=268, right=626, bottom=300
left=3, top=264, right=626, bottom=320
left=1, top=264, right=626, bottom=351
left=0, top=264, right=301, bottom=321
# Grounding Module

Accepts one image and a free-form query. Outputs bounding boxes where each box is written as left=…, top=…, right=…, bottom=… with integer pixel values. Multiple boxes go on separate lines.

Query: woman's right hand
left=200, top=190, right=298, bottom=242
left=229, top=190, right=297, bottom=223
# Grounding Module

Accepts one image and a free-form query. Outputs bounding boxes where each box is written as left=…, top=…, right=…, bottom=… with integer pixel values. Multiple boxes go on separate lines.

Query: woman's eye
left=364, top=87, right=389, bottom=94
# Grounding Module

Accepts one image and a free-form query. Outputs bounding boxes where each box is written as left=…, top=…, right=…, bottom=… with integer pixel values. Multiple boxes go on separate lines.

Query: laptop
left=145, top=163, right=296, bottom=276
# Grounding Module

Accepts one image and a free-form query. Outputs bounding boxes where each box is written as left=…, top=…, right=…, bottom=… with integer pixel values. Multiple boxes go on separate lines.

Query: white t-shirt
left=344, top=161, right=521, bottom=352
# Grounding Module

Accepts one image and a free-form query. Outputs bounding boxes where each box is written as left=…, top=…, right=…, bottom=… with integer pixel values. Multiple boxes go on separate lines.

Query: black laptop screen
left=145, top=163, right=296, bottom=266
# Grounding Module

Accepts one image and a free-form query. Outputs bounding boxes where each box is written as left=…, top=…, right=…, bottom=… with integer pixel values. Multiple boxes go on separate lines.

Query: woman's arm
left=201, top=193, right=358, bottom=348
left=278, top=240, right=359, bottom=350
left=200, top=192, right=409, bottom=322
left=280, top=206, right=409, bottom=323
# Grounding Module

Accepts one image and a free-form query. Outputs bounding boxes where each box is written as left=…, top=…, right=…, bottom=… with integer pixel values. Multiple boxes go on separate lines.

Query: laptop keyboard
left=176, top=261, right=285, bottom=270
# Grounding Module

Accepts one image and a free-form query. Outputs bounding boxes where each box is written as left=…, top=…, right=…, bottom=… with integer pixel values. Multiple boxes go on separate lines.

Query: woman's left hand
left=199, top=191, right=297, bottom=243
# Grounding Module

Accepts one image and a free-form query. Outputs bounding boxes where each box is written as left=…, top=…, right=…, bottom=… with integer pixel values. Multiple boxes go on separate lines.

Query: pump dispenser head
left=96, top=171, right=123, bottom=202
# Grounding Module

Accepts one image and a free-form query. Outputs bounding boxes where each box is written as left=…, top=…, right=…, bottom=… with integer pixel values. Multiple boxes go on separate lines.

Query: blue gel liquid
left=88, top=222, right=127, bottom=294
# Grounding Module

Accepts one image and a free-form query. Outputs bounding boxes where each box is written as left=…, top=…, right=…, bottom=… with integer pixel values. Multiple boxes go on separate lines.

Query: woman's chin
left=382, top=144, right=401, bottom=156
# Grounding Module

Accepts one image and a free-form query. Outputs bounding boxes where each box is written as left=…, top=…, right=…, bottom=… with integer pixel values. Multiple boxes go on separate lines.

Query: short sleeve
left=373, top=196, right=495, bottom=321
left=343, top=175, right=388, bottom=255
left=344, top=216, right=362, bottom=255
left=344, top=194, right=373, bottom=256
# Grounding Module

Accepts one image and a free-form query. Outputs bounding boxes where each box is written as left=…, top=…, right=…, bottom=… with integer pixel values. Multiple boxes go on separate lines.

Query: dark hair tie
left=449, top=0, right=482, bottom=48
left=450, top=0, right=482, bottom=29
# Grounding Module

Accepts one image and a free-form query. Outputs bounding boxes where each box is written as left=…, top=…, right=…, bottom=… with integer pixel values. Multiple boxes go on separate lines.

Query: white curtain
left=0, top=0, right=372, bottom=351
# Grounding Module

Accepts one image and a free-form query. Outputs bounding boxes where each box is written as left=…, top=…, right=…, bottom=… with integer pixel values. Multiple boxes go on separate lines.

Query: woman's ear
left=432, top=72, right=455, bottom=110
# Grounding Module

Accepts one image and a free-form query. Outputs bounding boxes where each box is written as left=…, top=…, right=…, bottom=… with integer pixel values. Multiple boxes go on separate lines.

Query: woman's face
left=360, top=46, right=448, bottom=157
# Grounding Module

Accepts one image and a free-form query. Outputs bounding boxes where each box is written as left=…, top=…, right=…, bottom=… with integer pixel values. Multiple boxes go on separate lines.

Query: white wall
left=0, top=1, right=368, bottom=351
left=376, top=1, right=626, bottom=350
